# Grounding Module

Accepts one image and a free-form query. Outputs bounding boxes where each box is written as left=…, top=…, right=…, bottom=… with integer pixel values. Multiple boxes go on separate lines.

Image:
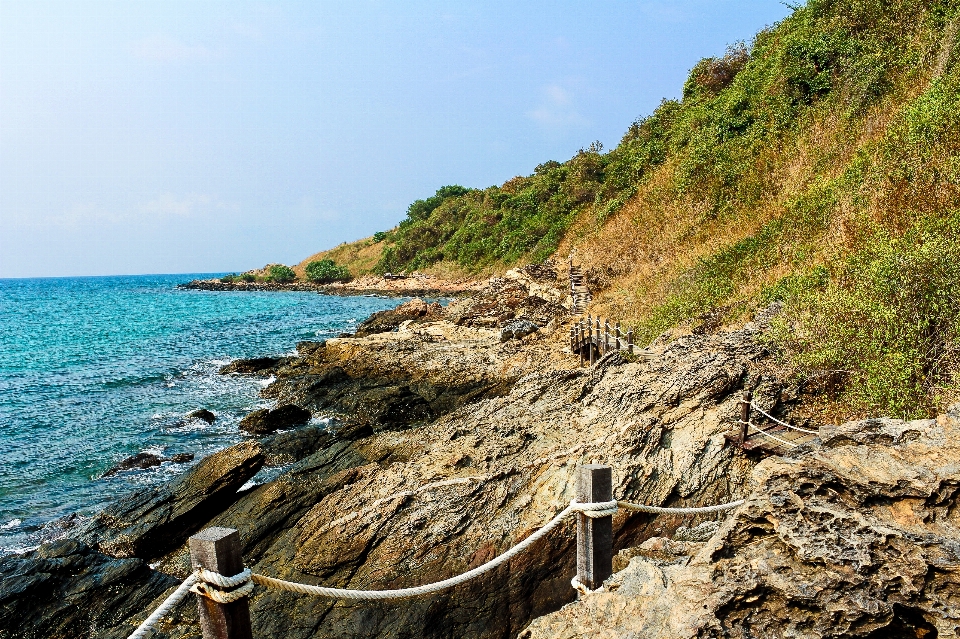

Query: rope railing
left=744, top=401, right=818, bottom=434
left=737, top=420, right=799, bottom=447
left=126, top=486, right=744, bottom=639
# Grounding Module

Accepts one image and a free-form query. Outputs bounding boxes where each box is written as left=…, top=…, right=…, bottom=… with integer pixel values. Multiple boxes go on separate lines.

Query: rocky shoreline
left=5, top=263, right=960, bottom=638
left=180, top=273, right=487, bottom=298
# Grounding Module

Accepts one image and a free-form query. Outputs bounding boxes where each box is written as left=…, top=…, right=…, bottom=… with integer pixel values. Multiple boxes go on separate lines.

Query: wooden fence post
left=739, top=390, right=752, bottom=446
left=576, top=464, right=613, bottom=592
left=190, top=527, right=254, bottom=639
left=627, top=328, right=634, bottom=355
left=604, top=320, right=610, bottom=353
left=615, top=322, right=621, bottom=351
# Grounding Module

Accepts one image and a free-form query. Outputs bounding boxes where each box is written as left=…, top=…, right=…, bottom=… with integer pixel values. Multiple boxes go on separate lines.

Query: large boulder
left=353, top=298, right=445, bottom=337
left=238, top=404, right=312, bottom=435
left=79, top=441, right=264, bottom=559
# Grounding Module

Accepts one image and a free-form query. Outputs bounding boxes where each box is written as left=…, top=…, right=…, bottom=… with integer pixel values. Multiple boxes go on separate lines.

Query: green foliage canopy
left=305, top=259, right=351, bottom=283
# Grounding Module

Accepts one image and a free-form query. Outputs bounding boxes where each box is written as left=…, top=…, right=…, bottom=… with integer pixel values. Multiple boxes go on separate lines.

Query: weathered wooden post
left=627, top=328, right=634, bottom=355
left=604, top=320, right=610, bottom=353
left=615, top=322, right=621, bottom=351
left=595, top=318, right=601, bottom=353
left=190, top=527, right=253, bottom=639
left=576, top=464, right=613, bottom=592
left=739, top=390, right=752, bottom=446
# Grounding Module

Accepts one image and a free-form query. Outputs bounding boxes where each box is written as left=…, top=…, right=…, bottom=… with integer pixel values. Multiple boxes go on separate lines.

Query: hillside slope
left=292, top=0, right=960, bottom=420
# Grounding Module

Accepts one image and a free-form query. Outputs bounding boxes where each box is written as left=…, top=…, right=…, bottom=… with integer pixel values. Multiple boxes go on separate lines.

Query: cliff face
left=523, top=410, right=960, bottom=638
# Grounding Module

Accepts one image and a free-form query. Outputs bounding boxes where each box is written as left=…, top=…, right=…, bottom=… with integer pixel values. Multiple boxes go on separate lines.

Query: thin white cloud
left=132, top=34, right=213, bottom=62
left=16, top=194, right=237, bottom=229
left=527, top=84, right=590, bottom=128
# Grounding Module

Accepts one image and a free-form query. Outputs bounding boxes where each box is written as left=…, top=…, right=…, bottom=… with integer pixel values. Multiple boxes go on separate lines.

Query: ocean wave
left=1, top=518, right=21, bottom=530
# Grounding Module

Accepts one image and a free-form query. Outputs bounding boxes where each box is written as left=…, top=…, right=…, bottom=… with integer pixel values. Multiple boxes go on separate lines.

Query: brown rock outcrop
left=522, top=410, right=960, bottom=638
left=117, top=318, right=775, bottom=639
left=353, top=298, right=445, bottom=337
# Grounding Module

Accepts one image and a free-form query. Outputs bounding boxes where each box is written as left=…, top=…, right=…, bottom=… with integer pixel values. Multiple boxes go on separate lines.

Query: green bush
left=305, top=259, right=350, bottom=283
left=265, top=264, right=296, bottom=283
left=373, top=231, right=389, bottom=243
left=220, top=274, right=238, bottom=283
left=239, top=273, right=256, bottom=283
left=773, top=217, right=960, bottom=418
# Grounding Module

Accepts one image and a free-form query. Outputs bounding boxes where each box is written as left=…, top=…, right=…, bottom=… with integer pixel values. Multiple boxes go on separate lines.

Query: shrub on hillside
left=305, top=259, right=350, bottom=283
left=773, top=218, right=960, bottom=419
left=265, top=264, right=296, bottom=283
left=239, top=273, right=257, bottom=283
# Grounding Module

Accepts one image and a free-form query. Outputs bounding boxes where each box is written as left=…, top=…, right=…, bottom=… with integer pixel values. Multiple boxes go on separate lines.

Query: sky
left=0, top=1, right=793, bottom=278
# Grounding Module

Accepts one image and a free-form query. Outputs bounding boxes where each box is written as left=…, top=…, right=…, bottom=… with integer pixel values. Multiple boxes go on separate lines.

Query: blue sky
left=0, top=1, right=792, bottom=278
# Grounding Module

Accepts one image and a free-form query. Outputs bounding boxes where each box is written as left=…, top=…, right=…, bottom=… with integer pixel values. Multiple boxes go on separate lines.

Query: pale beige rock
left=522, top=407, right=960, bottom=639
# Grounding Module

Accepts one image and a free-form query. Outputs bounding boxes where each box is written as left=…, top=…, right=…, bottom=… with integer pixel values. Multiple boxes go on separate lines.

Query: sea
left=0, top=274, right=404, bottom=554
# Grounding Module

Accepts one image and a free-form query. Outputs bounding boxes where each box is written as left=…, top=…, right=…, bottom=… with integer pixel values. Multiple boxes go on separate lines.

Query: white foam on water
left=1, top=518, right=22, bottom=530
left=257, top=375, right=276, bottom=388
left=0, top=543, right=38, bottom=556
left=141, top=445, right=166, bottom=457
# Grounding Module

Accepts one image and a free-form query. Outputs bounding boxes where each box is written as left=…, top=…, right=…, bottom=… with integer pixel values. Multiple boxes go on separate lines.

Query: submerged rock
left=220, top=356, right=289, bottom=375
left=102, top=452, right=163, bottom=476
left=187, top=408, right=216, bottom=423
left=80, top=441, right=264, bottom=559
left=239, top=404, right=312, bottom=435
left=102, top=452, right=196, bottom=477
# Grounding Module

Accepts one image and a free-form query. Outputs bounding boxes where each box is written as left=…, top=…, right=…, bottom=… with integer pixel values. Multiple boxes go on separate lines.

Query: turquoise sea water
left=0, top=274, right=402, bottom=553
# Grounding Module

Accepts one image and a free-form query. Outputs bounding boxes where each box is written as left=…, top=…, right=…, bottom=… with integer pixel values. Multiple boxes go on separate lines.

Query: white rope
left=197, top=567, right=251, bottom=588
left=743, top=400, right=818, bottom=434
left=126, top=573, right=198, bottom=639
left=130, top=494, right=747, bottom=623
left=738, top=420, right=799, bottom=447
left=249, top=501, right=590, bottom=600
left=191, top=578, right=256, bottom=604
left=617, top=499, right=744, bottom=514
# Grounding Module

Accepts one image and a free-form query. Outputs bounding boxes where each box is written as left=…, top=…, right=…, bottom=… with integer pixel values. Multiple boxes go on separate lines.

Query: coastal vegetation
left=304, top=259, right=351, bottom=283
left=287, top=0, right=960, bottom=419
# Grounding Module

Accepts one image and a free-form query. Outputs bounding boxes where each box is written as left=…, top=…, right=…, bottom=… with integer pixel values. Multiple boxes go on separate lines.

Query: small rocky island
left=3, top=262, right=959, bottom=638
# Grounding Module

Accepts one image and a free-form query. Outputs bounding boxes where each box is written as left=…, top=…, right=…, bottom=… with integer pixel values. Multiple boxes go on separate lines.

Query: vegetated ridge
left=300, top=0, right=960, bottom=420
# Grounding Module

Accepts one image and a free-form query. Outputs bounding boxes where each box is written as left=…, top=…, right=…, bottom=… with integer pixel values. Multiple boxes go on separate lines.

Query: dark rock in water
left=0, top=539, right=177, bottom=639
left=220, top=356, right=288, bottom=375
left=102, top=451, right=197, bottom=477
left=500, top=318, right=539, bottom=342
left=187, top=408, right=216, bottom=423
left=79, top=441, right=264, bottom=559
left=102, top=452, right=162, bottom=477
left=354, top=298, right=444, bottom=337
left=239, top=405, right=311, bottom=435
left=261, top=424, right=332, bottom=466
